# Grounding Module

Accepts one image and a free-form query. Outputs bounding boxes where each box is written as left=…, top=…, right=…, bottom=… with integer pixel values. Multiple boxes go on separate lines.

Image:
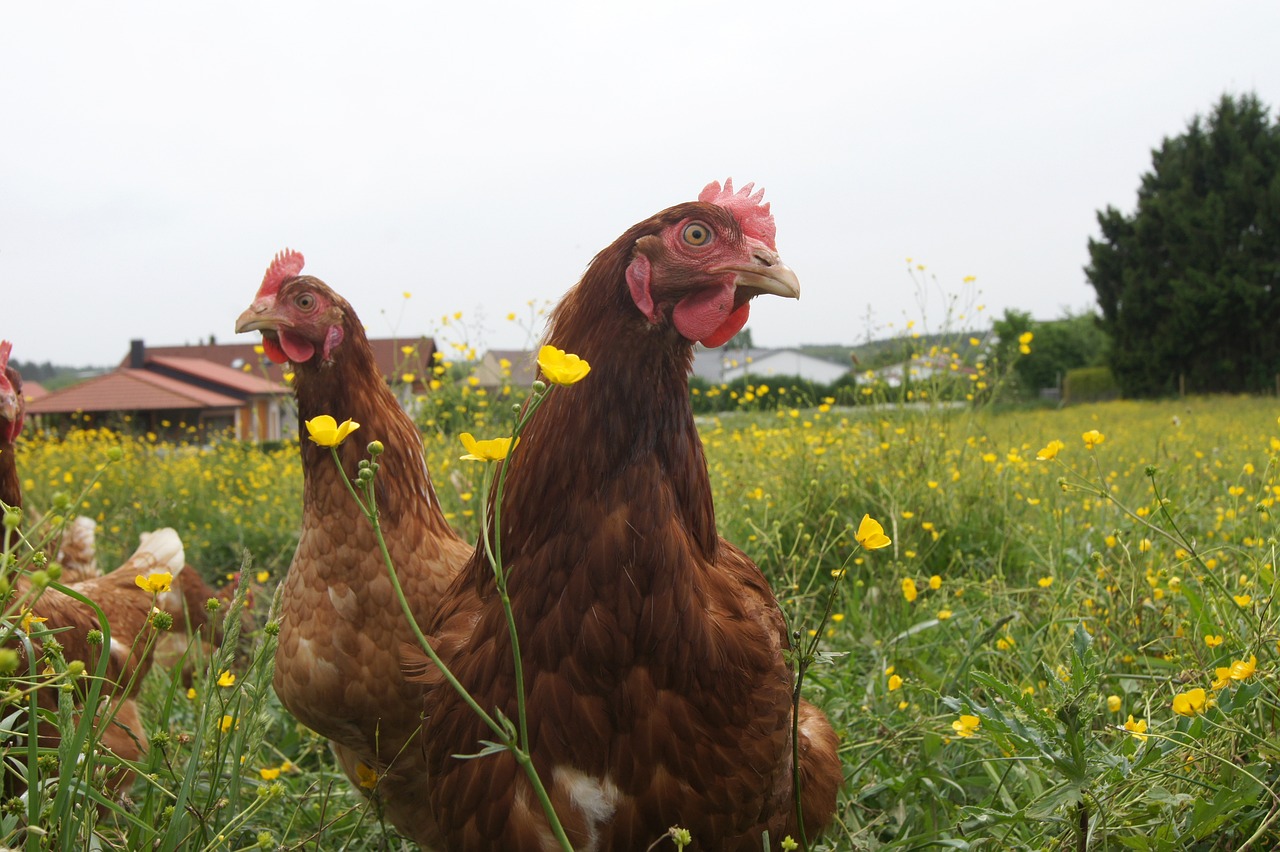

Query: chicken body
left=236, top=254, right=471, bottom=845
left=418, top=182, right=840, bottom=850
left=1, top=340, right=25, bottom=523
left=13, top=528, right=192, bottom=797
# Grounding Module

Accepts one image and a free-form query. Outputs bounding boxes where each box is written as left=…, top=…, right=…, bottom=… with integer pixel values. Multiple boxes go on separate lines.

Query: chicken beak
left=717, top=245, right=801, bottom=301
left=235, top=297, right=281, bottom=334
left=0, top=390, right=17, bottom=426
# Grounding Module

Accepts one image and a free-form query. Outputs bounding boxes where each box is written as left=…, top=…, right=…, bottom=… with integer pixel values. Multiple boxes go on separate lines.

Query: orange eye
left=295, top=293, right=315, bottom=311
left=682, top=222, right=712, bottom=247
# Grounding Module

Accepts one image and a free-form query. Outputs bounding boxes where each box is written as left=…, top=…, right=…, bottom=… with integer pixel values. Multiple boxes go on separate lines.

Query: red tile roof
left=145, top=356, right=284, bottom=394
left=26, top=368, right=245, bottom=414
left=129, top=337, right=438, bottom=385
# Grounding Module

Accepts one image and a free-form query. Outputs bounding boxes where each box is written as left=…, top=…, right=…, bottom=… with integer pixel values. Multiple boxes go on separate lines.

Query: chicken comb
left=699, top=178, right=776, bottom=250
left=0, top=340, right=11, bottom=373
left=256, top=249, right=306, bottom=299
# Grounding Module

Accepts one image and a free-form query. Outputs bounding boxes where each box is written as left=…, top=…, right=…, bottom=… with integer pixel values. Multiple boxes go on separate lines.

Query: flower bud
left=0, top=650, right=18, bottom=674
left=106, top=446, right=124, bottom=463
left=29, top=570, right=48, bottom=589
left=367, top=440, right=384, bottom=456
left=86, top=629, right=103, bottom=646
left=46, top=563, right=61, bottom=582
left=65, top=660, right=85, bottom=679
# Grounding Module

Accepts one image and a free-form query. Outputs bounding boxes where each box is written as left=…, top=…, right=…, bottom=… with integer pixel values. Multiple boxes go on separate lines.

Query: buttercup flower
left=1123, top=715, right=1149, bottom=741
left=1229, top=654, right=1258, bottom=681
left=135, top=572, right=173, bottom=594
left=1172, top=687, right=1207, bottom=717
left=305, top=415, right=360, bottom=448
left=1036, top=439, right=1066, bottom=460
left=952, top=714, right=981, bottom=738
left=1107, top=695, right=1122, bottom=713
left=19, top=610, right=47, bottom=634
left=356, top=762, right=379, bottom=790
left=459, top=433, right=517, bottom=462
left=856, top=514, right=892, bottom=550
left=1082, top=430, right=1105, bottom=450
left=217, top=670, right=236, bottom=688
left=901, top=578, right=919, bottom=603
left=888, top=674, right=903, bottom=692
left=537, top=345, right=592, bottom=386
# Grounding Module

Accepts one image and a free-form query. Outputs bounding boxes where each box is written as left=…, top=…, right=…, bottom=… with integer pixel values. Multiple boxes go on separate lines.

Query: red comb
left=256, top=249, right=306, bottom=299
left=0, top=341, right=10, bottom=372
left=699, top=178, right=776, bottom=250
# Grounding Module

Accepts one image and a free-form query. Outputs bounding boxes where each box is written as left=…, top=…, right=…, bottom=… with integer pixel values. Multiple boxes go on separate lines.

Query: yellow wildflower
left=356, top=763, right=379, bottom=790
left=937, top=609, right=953, bottom=620
left=888, top=674, right=903, bottom=692
left=259, top=767, right=281, bottom=780
left=537, top=345, right=592, bottom=386
left=1106, top=695, right=1121, bottom=713
left=1204, top=634, right=1224, bottom=648
left=928, top=575, right=942, bottom=590
left=1172, top=687, right=1207, bottom=717
left=1229, top=655, right=1258, bottom=681
left=135, top=572, right=173, bottom=594
left=1037, top=576, right=1054, bottom=588
left=901, top=578, right=918, bottom=603
left=856, top=514, right=891, bottom=550
left=1082, top=430, right=1105, bottom=450
left=952, top=714, right=981, bottom=738
left=304, top=415, right=360, bottom=448
left=18, top=610, right=47, bottom=634
left=459, top=433, right=517, bottom=462
left=217, top=670, right=236, bottom=688
left=1123, top=715, right=1148, bottom=741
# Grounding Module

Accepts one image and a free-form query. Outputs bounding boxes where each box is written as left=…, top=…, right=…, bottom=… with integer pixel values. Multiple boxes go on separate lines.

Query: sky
left=3, top=2, right=1278, bottom=368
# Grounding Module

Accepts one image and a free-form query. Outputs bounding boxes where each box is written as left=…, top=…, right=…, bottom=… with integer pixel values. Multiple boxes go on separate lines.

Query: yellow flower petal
left=305, top=415, right=361, bottom=448
left=135, top=572, right=174, bottom=594
left=537, top=345, right=592, bottom=386
left=459, top=432, right=517, bottom=462
left=856, top=514, right=891, bottom=550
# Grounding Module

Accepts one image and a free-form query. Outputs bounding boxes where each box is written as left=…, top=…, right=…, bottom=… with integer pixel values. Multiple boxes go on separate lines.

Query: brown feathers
left=414, top=184, right=839, bottom=850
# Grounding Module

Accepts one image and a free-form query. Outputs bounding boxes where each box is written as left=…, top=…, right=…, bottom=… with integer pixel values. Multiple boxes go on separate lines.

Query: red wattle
left=700, top=302, right=751, bottom=349
left=278, top=330, right=316, bottom=364
left=673, top=283, right=737, bottom=345
left=262, top=337, right=289, bottom=365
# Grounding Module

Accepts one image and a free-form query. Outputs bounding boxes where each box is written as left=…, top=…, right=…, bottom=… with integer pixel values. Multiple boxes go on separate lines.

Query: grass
left=5, top=392, right=1280, bottom=849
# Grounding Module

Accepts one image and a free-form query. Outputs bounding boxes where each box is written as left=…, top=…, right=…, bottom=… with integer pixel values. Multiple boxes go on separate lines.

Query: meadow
left=6, top=389, right=1280, bottom=850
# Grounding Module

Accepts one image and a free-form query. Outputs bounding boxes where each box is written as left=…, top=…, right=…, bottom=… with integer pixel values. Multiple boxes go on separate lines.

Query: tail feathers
left=130, top=528, right=186, bottom=576
left=57, top=516, right=99, bottom=581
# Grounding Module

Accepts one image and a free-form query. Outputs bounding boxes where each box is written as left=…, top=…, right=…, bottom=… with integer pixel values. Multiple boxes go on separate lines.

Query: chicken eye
left=682, top=222, right=712, bottom=247
left=295, top=293, right=316, bottom=311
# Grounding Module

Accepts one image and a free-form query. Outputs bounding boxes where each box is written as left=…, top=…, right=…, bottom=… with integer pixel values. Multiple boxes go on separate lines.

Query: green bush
left=1064, top=365, right=1121, bottom=403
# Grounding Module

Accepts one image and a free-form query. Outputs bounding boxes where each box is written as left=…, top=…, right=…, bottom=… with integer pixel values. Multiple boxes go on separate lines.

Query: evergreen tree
left=1085, top=93, right=1280, bottom=396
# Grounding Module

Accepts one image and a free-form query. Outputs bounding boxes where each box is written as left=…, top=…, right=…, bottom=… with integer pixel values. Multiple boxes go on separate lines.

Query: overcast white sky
left=3, top=2, right=1277, bottom=368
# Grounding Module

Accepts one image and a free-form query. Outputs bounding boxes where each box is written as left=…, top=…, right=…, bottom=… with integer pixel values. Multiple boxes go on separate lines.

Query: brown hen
left=416, top=180, right=841, bottom=851
left=235, top=253, right=470, bottom=844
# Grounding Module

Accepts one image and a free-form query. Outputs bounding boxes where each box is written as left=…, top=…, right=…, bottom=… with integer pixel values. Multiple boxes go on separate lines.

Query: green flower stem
left=328, top=422, right=574, bottom=852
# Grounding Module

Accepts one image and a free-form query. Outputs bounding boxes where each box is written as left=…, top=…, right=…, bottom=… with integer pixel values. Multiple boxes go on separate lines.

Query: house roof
left=145, top=356, right=284, bottom=394
left=20, top=380, right=48, bottom=401
left=26, top=368, right=246, bottom=414
left=130, top=337, right=439, bottom=385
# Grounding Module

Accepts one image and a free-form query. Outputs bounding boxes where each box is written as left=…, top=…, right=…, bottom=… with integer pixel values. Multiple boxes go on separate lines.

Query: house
left=470, top=349, right=538, bottom=389
left=25, top=335, right=441, bottom=441
left=694, top=347, right=850, bottom=385
left=26, top=342, right=291, bottom=441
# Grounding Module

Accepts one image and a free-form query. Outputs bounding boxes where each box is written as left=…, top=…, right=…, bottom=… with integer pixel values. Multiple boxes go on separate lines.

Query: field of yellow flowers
left=8, top=393, right=1280, bottom=849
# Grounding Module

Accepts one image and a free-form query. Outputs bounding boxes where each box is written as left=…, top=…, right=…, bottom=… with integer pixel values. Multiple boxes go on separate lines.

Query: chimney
left=130, top=339, right=146, bottom=369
